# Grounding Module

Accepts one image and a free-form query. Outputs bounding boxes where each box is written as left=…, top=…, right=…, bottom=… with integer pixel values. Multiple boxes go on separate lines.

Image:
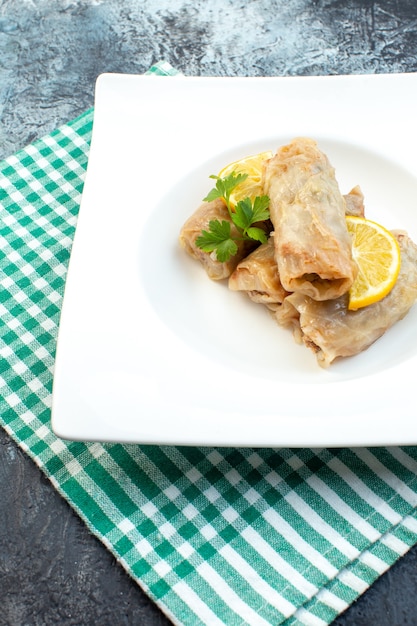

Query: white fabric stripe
left=306, top=475, right=381, bottom=542
left=262, top=508, right=338, bottom=578
left=285, top=491, right=360, bottom=560
left=358, top=550, right=389, bottom=575
left=327, top=456, right=402, bottom=525
left=241, top=526, right=318, bottom=598
left=172, top=580, right=226, bottom=626
left=219, top=542, right=297, bottom=618
left=402, top=515, right=417, bottom=534
left=196, top=561, right=272, bottom=626
left=337, top=568, right=369, bottom=594
left=380, top=533, right=409, bottom=556
left=387, top=447, right=417, bottom=477
left=315, top=587, right=349, bottom=612
left=354, top=449, right=417, bottom=506
left=293, top=607, right=328, bottom=626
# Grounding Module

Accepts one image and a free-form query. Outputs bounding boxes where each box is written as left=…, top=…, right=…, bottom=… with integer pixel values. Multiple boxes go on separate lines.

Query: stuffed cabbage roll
left=179, top=198, right=257, bottom=280
left=228, top=235, right=289, bottom=310
left=344, top=185, right=365, bottom=218
left=276, top=231, right=417, bottom=367
left=228, top=187, right=365, bottom=310
left=264, top=137, right=357, bottom=300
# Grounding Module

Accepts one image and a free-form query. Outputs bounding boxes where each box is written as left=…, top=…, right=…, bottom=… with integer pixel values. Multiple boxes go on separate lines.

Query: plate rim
left=51, top=71, right=417, bottom=446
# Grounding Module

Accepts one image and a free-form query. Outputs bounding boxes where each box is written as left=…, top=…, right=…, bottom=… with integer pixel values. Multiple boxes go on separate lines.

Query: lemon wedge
left=346, top=216, right=401, bottom=310
left=218, top=151, right=273, bottom=208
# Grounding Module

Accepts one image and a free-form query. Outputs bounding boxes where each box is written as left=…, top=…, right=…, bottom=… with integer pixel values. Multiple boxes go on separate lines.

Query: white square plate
left=52, top=72, right=417, bottom=447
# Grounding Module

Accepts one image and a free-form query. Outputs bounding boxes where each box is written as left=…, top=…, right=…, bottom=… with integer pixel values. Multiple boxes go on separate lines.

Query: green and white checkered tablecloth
left=2, top=61, right=417, bottom=626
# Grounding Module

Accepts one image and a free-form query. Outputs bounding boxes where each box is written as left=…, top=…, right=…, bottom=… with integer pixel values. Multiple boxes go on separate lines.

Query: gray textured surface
left=1, top=1, right=417, bottom=624
left=1, top=0, right=417, bottom=160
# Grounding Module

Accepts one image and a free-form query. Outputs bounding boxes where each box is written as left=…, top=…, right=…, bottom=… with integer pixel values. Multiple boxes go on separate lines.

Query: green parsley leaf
left=250, top=195, right=270, bottom=223
left=214, top=238, right=239, bottom=262
left=232, top=195, right=270, bottom=234
left=203, top=172, right=248, bottom=208
left=195, top=220, right=238, bottom=262
left=196, top=171, right=271, bottom=263
left=231, top=198, right=254, bottom=231
left=245, top=226, right=268, bottom=244
left=203, top=187, right=223, bottom=203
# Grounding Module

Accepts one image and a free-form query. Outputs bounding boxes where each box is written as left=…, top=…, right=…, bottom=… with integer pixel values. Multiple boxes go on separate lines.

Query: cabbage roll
left=228, top=235, right=289, bottom=310
left=276, top=231, right=417, bottom=367
left=228, top=187, right=364, bottom=310
left=179, top=198, right=257, bottom=280
left=344, top=185, right=365, bottom=218
left=264, top=137, right=357, bottom=300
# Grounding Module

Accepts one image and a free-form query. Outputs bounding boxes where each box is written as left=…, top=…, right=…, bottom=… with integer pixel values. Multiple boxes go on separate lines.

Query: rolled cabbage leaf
left=228, top=235, right=289, bottom=310
left=276, top=231, right=417, bottom=367
left=264, top=137, right=357, bottom=300
left=179, top=198, right=257, bottom=280
left=228, top=187, right=365, bottom=310
left=344, top=185, right=365, bottom=218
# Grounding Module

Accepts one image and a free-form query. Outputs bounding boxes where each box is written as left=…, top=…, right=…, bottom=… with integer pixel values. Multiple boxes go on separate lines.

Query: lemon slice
left=346, top=216, right=401, bottom=310
left=218, top=151, right=273, bottom=208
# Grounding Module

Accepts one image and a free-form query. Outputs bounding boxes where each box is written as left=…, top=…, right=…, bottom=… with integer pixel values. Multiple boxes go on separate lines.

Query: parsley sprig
left=195, top=172, right=270, bottom=262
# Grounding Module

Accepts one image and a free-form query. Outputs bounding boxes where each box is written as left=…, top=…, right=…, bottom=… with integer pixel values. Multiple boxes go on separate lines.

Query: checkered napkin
left=2, top=60, right=417, bottom=626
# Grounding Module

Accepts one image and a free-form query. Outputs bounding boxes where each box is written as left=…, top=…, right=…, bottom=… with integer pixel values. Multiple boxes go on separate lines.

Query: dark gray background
left=1, top=1, right=417, bottom=624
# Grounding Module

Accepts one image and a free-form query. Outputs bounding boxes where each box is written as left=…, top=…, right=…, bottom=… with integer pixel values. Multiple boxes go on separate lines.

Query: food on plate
left=179, top=137, right=417, bottom=366
left=346, top=216, right=401, bottom=310
left=179, top=154, right=271, bottom=279
left=217, top=150, right=273, bottom=208
left=276, top=231, right=417, bottom=367
left=343, top=185, right=365, bottom=218
left=263, top=137, right=356, bottom=301
left=228, top=235, right=289, bottom=310
left=179, top=197, right=259, bottom=280
left=228, top=187, right=366, bottom=310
